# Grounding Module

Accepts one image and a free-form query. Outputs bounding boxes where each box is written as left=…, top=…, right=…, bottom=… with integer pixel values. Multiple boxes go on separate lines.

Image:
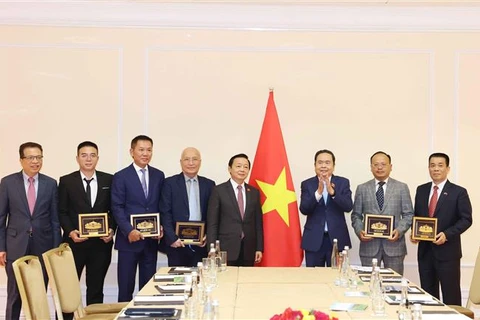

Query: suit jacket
left=0, top=172, right=61, bottom=261
left=414, top=180, right=472, bottom=261
left=58, top=170, right=116, bottom=249
left=206, top=180, right=264, bottom=261
left=351, top=178, right=413, bottom=257
left=111, top=164, right=165, bottom=252
left=300, top=175, right=353, bottom=252
left=160, top=173, right=215, bottom=247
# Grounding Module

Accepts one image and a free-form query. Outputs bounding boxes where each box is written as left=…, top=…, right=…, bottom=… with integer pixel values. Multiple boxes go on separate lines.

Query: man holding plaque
left=207, top=153, right=264, bottom=267
left=58, top=141, right=116, bottom=308
left=112, top=135, right=165, bottom=302
left=351, top=151, right=413, bottom=275
left=412, top=153, right=472, bottom=305
left=0, top=142, right=61, bottom=320
left=160, top=147, right=215, bottom=267
left=300, top=150, right=353, bottom=267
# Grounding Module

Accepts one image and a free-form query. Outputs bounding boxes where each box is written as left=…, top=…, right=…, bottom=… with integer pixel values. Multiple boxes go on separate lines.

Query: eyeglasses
left=22, top=155, right=43, bottom=162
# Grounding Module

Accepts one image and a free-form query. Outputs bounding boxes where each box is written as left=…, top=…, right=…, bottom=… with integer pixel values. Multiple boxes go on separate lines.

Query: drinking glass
left=219, top=251, right=227, bottom=272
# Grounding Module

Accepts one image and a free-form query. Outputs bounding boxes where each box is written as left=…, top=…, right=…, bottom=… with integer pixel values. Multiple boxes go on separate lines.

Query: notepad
left=385, top=294, right=443, bottom=306
left=330, top=302, right=368, bottom=311
left=153, top=274, right=189, bottom=283
left=133, top=295, right=185, bottom=305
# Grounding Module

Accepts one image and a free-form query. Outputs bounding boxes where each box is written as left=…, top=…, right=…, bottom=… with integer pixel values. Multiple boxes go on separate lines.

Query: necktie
left=322, top=181, right=328, bottom=205
left=237, top=185, right=245, bottom=220
left=376, top=181, right=385, bottom=210
left=429, top=185, right=439, bottom=217
left=188, top=178, right=200, bottom=221
left=27, top=177, right=36, bottom=214
left=140, top=168, right=148, bottom=198
left=84, top=178, right=93, bottom=207
left=323, top=181, right=328, bottom=232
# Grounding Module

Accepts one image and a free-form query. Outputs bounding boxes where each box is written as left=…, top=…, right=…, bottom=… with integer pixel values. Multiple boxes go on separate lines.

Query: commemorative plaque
left=364, top=214, right=394, bottom=238
left=131, top=213, right=160, bottom=237
left=176, top=222, right=205, bottom=245
left=78, top=213, right=109, bottom=238
left=412, top=216, right=437, bottom=241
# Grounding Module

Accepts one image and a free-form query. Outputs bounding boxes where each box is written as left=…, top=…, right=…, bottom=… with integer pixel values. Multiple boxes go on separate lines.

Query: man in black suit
left=0, top=142, right=61, bottom=320
left=412, top=152, right=472, bottom=305
left=160, top=147, right=215, bottom=267
left=207, top=153, right=263, bottom=267
left=58, top=141, right=116, bottom=308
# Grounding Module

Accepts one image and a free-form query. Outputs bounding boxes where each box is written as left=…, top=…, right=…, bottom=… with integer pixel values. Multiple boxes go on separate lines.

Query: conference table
left=116, top=267, right=470, bottom=319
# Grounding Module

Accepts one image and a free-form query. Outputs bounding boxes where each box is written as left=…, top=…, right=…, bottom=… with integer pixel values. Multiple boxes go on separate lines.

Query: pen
left=153, top=294, right=174, bottom=296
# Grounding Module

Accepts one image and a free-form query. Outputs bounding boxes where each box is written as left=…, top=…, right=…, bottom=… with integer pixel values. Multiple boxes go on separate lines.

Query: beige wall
left=0, top=1, right=479, bottom=317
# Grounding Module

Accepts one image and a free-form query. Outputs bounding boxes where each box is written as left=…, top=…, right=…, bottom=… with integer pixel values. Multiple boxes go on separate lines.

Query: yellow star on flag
left=256, top=167, right=297, bottom=227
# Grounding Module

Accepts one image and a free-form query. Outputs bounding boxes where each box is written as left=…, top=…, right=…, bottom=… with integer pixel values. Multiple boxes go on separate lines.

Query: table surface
left=118, top=266, right=470, bottom=320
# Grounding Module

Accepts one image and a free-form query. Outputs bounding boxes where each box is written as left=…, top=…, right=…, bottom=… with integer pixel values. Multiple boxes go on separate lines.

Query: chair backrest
left=42, top=243, right=86, bottom=318
left=12, top=255, right=51, bottom=320
left=467, top=247, right=480, bottom=307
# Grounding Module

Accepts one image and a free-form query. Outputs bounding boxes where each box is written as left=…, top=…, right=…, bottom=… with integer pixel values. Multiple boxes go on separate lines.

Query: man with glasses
left=351, top=151, right=413, bottom=275
left=58, top=141, right=116, bottom=315
left=160, top=147, right=215, bottom=267
left=0, top=142, right=61, bottom=320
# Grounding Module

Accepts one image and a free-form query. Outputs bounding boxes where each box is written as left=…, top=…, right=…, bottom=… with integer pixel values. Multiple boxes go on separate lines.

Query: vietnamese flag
left=249, top=90, right=303, bottom=267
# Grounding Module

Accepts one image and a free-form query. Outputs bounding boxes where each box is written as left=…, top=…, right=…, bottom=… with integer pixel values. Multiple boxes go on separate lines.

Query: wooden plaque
left=78, top=212, right=109, bottom=238
left=364, top=214, right=394, bottom=238
left=131, top=213, right=160, bottom=237
left=175, top=221, right=205, bottom=245
left=412, top=216, right=437, bottom=241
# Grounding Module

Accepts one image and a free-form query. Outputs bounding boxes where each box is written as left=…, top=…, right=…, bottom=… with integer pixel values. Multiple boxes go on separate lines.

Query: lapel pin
left=443, top=192, right=448, bottom=196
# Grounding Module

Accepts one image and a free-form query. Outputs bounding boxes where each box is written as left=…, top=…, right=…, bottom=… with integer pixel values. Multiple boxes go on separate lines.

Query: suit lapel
left=383, top=179, right=396, bottom=212
left=434, top=180, right=450, bottom=216
left=74, top=171, right=91, bottom=209
left=368, top=180, right=380, bottom=212
left=226, top=181, right=242, bottom=220
left=35, top=174, right=47, bottom=216
left=129, top=165, right=146, bottom=200
left=15, top=172, right=30, bottom=216
left=177, top=174, right=189, bottom=209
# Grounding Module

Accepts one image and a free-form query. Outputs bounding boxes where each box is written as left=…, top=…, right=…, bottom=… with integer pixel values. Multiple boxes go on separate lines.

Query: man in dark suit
left=300, top=150, right=353, bottom=267
left=0, top=142, right=62, bottom=320
left=58, top=141, right=116, bottom=308
left=412, top=152, right=472, bottom=305
left=351, top=151, right=413, bottom=275
left=160, top=147, right=215, bottom=267
left=112, top=135, right=165, bottom=302
left=207, top=153, right=263, bottom=267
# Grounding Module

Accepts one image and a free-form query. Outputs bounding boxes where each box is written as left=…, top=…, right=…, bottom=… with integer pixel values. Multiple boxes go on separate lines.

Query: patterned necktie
left=376, top=181, right=385, bottom=210
left=140, top=168, right=148, bottom=198
left=429, top=185, right=439, bottom=217
left=27, top=177, right=36, bottom=214
left=237, top=185, right=245, bottom=220
left=188, top=178, right=200, bottom=221
left=84, top=178, right=93, bottom=208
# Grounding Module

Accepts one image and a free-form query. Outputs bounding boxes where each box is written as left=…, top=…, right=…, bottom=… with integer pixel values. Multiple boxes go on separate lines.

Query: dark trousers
left=167, top=245, right=207, bottom=267
left=305, top=232, right=332, bottom=267
left=418, top=247, right=462, bottom=305
left=73, top=242, right=113, bottom=305
left=117, top=241, right=158, bottom=302
left=5, top=236, right=49, bottom=320
left=228, top=240, right=254, bottom=267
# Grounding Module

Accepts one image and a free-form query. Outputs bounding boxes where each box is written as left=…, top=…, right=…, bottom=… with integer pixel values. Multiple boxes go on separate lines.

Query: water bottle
left=334, top=251, right=343, bottom=286
left=369, top=258, right=378, bottom=293
left=397, top=278, right=411, bottom=319
left=370, top=266, right=385, bottom=316
left=215, top=240, right=222, bottom=269
left=412, top=303, right=422, bottom=320
left=202, top=287, right=214, bottom=319
left=196, top=262, right=205, bottom=304
left=340, top=249, right=349, bottom=287
left=331, top=239, right=339, bottom=269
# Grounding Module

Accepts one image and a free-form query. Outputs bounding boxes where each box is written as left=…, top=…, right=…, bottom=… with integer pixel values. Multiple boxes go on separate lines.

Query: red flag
left=249, top=90, right=303, bottom=266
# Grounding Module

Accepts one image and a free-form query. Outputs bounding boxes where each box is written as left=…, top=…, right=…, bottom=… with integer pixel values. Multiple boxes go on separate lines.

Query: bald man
left=159, top=148, right=215, bottom=267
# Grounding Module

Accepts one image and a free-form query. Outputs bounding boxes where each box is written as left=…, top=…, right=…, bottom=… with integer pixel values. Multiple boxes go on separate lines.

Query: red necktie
left=27, top=177, right=36, bottom=215
left=237, top=185, right=244, bottom=220
left=428, top=185, right=438, bottom=217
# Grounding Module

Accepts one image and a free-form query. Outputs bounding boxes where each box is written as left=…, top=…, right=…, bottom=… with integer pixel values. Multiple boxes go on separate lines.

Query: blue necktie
left=188, top=178, right=200, bottom=221
left=376, top=181, right=385, bottom=210
left=323, top=181, right=328, bottom=232
left=140, top=168, right=148, bottom=198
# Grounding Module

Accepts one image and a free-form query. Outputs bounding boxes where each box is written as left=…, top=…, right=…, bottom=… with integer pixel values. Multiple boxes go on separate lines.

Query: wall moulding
left=1, top=2, right=480, bottom=31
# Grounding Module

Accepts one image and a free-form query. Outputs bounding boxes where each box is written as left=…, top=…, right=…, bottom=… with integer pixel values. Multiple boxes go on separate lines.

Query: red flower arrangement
left=270, top=308, right=339, bottom=320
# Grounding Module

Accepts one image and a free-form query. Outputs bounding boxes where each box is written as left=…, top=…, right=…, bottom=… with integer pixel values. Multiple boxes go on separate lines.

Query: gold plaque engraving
left=175, top=222, right=205, bottom=245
